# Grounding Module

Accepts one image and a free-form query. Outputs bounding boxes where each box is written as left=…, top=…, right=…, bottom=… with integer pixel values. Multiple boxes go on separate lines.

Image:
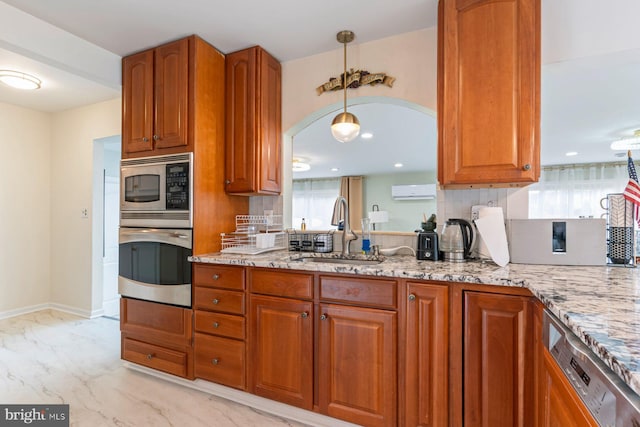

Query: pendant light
left=331, top=30, right=360, bottom=143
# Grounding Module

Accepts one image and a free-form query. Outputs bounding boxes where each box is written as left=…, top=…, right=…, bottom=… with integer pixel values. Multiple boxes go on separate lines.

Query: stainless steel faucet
left=331, top=196, right=357, bottom=255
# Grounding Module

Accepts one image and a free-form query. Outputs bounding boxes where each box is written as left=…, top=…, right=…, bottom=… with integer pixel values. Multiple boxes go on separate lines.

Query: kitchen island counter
left=190, top=251, right=640, bottom=397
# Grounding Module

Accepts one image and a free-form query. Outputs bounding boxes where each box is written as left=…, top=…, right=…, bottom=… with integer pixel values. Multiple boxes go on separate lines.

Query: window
left=528, top=162, right=628, bottom=218
left=292, top=178, right=340, bottom=230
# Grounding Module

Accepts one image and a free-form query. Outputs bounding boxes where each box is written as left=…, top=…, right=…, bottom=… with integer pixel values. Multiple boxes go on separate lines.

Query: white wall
left=0, top=103, right=51, bottom=316
left=49, top=98, right=121, bottom=316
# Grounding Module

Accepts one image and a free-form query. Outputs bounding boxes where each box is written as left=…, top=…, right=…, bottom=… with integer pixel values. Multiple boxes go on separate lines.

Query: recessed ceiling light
left=331, top=167, right=339, bottom=172
left=394, top=163, right=403, bottom=168
left=361, top=132, right=373, bottom=139
left=611, top=130, right=640, bottom=151
left=0, top=70, right=41, bottom=90
left=565, top=151, right=578, bottom=157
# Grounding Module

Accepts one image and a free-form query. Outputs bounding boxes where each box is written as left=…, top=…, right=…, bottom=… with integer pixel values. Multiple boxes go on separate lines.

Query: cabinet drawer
left=194, top=287, right=245, bottom=314
left=193, top=264, right=245, bottom=290
left=195, top=310, right=245, bottom=339
left=194, top=333, right=245, bottom=389
left=319, top=275, right=398, bottom=309
left=120, top=298, right=192, bottom=346
left=250, top=269, right=313, bottom=299
left=122, top=337, right=188, bottom=378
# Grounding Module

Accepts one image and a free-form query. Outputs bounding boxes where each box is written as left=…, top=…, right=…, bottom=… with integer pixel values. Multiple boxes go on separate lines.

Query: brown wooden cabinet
left=248, top=269, right=314, bottom=408
left=193, top=264, right=247, bottom=389
left=249, top=294, right=314, bottom=409
left=437, top=0, right=541, bottom=187
left=120, top=298, right=193, bottom=379
left=225, top=46, right=282, bottom=195
left=318, top=303, right=397, bottom=427
left=403, top=281, right=448, bottom=427
left=462, top=290, right=535, bottom=427
left=122, top=37, right=189, bottom=157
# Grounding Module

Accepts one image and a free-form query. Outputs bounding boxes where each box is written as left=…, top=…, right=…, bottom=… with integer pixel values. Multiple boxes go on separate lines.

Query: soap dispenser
left=361, top=218, right=371, bottom=254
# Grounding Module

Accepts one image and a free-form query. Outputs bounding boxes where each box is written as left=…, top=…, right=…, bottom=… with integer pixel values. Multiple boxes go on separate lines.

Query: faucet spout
left=331, top=196, right=357, bottom=255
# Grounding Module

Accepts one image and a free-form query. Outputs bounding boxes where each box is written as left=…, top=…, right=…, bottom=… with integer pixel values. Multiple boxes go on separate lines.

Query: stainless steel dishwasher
left=543, top=309, right=640, bottom=426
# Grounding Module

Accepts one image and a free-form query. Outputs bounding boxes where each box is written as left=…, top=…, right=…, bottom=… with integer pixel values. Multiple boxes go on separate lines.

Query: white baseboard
left=124, top=362, right=360, bottom=427
left=0, top=303, right=50, bottom=320
left=102, top=297, right=120, bottom=317
left=0, top=303, right=102, bottom=320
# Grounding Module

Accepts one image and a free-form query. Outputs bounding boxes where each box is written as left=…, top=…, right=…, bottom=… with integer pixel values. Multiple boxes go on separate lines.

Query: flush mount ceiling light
left=611, top=130, right=640, bottom=151
left=361, top=132, right=373, bottom=139
left=331, top=30, right=360, bottom=143
left=292, top=158, right=311, bottom=172
left=0, top=70, right=41, bottom=90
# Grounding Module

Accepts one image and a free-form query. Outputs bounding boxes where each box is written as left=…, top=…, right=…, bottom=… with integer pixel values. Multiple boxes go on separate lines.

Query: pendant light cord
left=343, top=39, right=347, bottom=113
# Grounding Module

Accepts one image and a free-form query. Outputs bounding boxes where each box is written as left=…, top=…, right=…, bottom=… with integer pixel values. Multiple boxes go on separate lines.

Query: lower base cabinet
left=120, top=298, right=193, bottom=379
left=249, top=294, right=314, bottom=409
left=463, top=291, right=535, bottom=427
left=194, top=332, right=245, bottom=389
left=404, top=282, right=448, bottom=427
left=318, top=303, right=397, bottom=427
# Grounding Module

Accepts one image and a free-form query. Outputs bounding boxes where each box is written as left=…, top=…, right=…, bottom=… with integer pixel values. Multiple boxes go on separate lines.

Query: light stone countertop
left=190, top=250, right=640, bottom=397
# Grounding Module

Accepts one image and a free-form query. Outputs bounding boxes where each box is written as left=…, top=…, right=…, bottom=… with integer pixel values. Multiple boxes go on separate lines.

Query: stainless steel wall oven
left=118, top=227, right=192, bottom=308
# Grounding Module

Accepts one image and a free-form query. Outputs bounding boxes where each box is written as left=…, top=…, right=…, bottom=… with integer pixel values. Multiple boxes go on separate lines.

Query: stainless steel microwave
left=120, top=153, right=193, bottom=228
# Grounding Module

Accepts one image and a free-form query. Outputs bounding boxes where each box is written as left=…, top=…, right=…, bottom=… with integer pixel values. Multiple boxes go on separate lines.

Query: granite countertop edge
left=190, top=250, right=640, bottom=397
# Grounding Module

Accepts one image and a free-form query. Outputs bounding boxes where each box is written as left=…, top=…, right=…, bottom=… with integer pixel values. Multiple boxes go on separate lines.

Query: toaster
left=416, top=232, right=439, bottom=261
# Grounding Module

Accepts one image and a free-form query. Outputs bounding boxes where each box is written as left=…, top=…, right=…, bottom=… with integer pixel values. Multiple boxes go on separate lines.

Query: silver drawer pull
left=213, top=322, right=220, bottom=328
left=212, top=298, right=219, bottom=305
left=301, top=312, right=308, bottom=318
left=212, top=274, right=220, bottom=280
left=146, top=353, right=154, bottom=360
left=212, top=358, right=219, bottom=365
left=320, top=314, right=327, bottom=320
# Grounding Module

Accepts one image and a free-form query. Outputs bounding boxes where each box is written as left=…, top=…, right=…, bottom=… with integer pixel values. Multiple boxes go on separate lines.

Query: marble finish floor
left=0, top=310, right=307, bottom=427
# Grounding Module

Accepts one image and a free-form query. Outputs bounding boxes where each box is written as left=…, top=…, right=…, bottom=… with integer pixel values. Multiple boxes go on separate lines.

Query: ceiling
left=1, top=0, right=640, bottom=167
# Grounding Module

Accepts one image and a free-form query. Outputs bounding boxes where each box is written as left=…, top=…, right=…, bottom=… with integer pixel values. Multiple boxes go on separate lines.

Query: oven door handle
left=119, top=227, right=193, bottom=249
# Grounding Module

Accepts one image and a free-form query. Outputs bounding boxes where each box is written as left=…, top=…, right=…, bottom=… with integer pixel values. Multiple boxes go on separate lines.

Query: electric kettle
left=440, top=218, right=474, bottom=262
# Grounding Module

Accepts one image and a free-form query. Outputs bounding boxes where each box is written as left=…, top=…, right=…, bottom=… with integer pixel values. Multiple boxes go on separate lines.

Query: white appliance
left=507, top=219, right=606, bottom=265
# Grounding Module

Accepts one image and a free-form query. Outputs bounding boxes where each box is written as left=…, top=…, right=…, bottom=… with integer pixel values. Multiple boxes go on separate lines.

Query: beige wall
left=0, top=103, right=52, bottom=316
left=50, top=98, right=121, bottom=316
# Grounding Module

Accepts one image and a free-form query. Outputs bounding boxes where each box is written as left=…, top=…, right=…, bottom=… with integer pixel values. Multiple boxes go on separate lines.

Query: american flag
left=623, top=152, right=640, bottom=226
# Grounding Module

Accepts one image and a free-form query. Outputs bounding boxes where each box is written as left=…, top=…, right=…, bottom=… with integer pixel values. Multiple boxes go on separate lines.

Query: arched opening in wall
left=283, top=96, right=437, bottom=233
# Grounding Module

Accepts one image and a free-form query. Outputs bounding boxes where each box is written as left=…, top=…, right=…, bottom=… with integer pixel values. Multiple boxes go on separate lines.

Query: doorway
left=92, top=135, right=121, bottom=317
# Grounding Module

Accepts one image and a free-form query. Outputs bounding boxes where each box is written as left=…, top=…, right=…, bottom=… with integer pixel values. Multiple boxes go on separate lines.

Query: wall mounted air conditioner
left=391, top=184, right=437, bottom=200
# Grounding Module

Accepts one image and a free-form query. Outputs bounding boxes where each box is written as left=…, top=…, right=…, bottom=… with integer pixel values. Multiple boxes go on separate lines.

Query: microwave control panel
left=166, top=162, right=190, bottom=210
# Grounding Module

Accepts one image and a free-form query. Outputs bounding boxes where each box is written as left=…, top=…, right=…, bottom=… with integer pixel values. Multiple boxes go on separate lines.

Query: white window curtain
left=528, top=162, right=629, bottom=218
left=292, top=178, right=340, bottom=230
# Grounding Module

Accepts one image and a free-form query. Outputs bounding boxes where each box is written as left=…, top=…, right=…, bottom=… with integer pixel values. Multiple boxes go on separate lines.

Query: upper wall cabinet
left=225, top=46, right=282, bottom=195
left=122, top=36, right=204, bottom=158
left=437, top=0, right=541, bottom=188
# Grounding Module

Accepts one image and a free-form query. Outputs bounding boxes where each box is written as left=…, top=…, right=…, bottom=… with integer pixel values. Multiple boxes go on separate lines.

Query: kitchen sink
left=291, top=256, right=384, bottom=266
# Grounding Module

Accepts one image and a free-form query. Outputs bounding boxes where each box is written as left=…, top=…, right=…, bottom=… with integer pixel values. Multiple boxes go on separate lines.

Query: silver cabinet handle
left=212, top=358, right=219, bottom=365
left=146, top=353, right=154, bottom=360
left=408, top=294, right=416, bottom=301
left=523, top=163, right=531, bottom=171
left=320, top=314, right=327, bottom=320
left=153, top=134, right=159, bottom=141
left=213, top=322, right=220, bottom=328
left=212, top=274, right=220, bottom=280
left=301, top=312, right=308, bottom=318
left=142, top=137, right=149, bottom=142
left=212, top=298, right=219, bottom=305
left=224, top=179, right=231, bottom=185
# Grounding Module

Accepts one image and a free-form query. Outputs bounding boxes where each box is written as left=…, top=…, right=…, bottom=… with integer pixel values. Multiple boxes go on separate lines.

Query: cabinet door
left=538, top=347, right=598, bottom=427
left=318, top=303, right=397, bottom=427
left=225, top=47, right=257, bottom=193
left=256, top=48, right=281, bottom=194
left=438, top=0, right=540, bottom=186
left=464, top=291, right=534, bottom=427
left=154, top=38, right=189, bottom=150
left=122, top=49, right=154, bottom=155
left=404, top=283, right=448, bottom=427
left=249, top=294, right=313, bottom=410
left=225, top=46, right=281, bottom=195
